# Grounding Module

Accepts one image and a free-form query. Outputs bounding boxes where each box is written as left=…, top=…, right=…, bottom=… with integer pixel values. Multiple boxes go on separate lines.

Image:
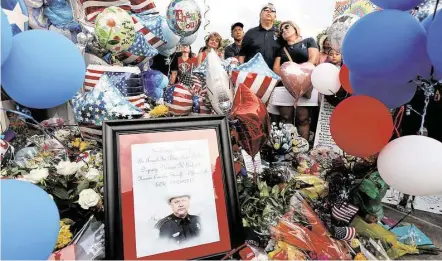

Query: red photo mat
left=118, top=129, right=231, bottom=260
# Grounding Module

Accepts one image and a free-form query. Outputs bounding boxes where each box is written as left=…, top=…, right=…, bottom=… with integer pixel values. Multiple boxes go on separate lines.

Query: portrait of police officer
left=155, top=194, right=201, bottom=244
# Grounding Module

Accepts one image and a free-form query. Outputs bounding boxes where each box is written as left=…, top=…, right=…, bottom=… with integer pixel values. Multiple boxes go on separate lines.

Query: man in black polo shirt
left=224, top=22, right=244, bottom=59
left=238, top=3, right=281, bottom=68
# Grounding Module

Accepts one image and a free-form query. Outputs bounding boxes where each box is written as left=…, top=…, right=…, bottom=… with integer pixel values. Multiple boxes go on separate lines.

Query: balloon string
left=433, top=0, right=440, bottom=20
left=419, top=96, right=430, bottom=135
left=203, top=0, right=210, bottom=32
left=393, top=106, right=405, bottom=137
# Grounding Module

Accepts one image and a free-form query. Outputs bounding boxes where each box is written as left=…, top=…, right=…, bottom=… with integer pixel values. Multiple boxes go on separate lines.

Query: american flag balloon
left=80, top=0, right=131, bottom=23
left=231, top=53, right=280, bottom=104
left=164, top=84, right=193, bottom=116
left=129, top=0, right=156, bottom=13
left=73, top=74, right=143, bottom=126
left=83, top=65, right=146, bottom=109
left=2, top=0, right=29, bottom=35
left=134, top=13, right=166, bottom=48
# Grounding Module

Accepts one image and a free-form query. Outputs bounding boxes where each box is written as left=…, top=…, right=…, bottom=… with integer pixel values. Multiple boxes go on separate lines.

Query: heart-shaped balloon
left=280, top=62, right=315, bottom=100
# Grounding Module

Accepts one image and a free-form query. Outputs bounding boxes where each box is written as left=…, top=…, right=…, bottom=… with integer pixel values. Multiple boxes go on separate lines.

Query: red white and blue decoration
left=1, top=0, right=29, bottom=35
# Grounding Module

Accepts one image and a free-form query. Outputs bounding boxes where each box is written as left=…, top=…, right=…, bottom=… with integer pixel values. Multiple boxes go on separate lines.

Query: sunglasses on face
left=281, top=24, right=291, bottom=31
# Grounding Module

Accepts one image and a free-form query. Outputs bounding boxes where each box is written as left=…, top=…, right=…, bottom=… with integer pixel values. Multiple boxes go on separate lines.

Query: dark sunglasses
left=281, top=24, right=291, bottom=31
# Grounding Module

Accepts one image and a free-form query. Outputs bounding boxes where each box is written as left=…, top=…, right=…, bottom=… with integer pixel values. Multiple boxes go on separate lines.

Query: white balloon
left=206, top=50, right=234, bottom=115
left=378, top=136, right=442, bottom=196
left=311, top=63, right=341, bottom=95
left=181, top=32, right=198, bottom=45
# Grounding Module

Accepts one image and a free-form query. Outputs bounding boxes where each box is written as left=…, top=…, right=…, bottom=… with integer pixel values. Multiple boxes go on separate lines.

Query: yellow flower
left=79, top=141, right=89, bottom=152
left=71, top=138, right=81, bottom=148
left=55, top=221, right=73, bottom=249
left=150, top=105, right=168, bottom=117
left=354, top=253, right=368, bottom=260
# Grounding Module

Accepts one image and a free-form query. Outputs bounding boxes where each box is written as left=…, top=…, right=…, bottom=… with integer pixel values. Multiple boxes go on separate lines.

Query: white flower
left=56, top=161, right=82, bottom=175
left=78, top=189, right=100, bottom=209
left=22, top=168, right=49, bottom=184
left=83, top=168, right=101, bottom=182
left=54, top=129, right=71, bottom=141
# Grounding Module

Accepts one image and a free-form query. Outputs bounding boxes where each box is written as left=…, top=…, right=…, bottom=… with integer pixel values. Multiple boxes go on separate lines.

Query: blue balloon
left=427, top=10, right=442, bottom=71
left=1, top=179, right=60, bottom=260
left=1, top=30, right=86, bottom=109
left=421, top=9, right=442, bottom=31
left=342, top=10, right=431, bottom=83
left=370, top=0, right=424, bottom=11
left=142, top=69, right=168, bottom=101
left=1, top=10, right=12, bottom=66
left=350, top=72, right=417, bottom=109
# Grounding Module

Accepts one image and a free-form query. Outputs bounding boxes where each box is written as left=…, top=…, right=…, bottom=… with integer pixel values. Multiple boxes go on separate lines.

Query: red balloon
left=339, top=65, right=353, bottom=94
left=330, top=95, right=393, bottom=157
left=231, top=84, right=270, bottom=158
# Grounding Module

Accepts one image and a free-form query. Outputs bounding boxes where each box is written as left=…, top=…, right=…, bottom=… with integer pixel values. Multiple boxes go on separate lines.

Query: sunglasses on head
left=262, top=8, right=276, bottom=13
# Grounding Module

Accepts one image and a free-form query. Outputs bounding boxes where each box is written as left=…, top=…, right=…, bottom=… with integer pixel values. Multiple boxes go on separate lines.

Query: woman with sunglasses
left=269, top=21, right=319, bottom=141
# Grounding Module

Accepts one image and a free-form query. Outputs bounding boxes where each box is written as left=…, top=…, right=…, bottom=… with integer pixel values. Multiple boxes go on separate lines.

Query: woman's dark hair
left=181, top=45, right=193, bottom=58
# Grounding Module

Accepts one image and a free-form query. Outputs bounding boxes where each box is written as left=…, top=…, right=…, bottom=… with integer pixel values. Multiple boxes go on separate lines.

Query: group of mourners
left=151, top=2, right=441, bottom=143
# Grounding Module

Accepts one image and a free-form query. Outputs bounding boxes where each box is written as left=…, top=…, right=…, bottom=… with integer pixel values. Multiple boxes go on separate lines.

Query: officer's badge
left=197, top=223, right=201, bottom=230
left=273, top=34, right=278, bottom=41
left=173, top=232, right=180, bottom=238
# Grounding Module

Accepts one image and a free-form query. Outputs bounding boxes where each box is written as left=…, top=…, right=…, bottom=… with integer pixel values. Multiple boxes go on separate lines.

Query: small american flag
left=180, top=72, right=205, bottom=95
left=334, top=227, right=356, bottom=241
left=83, top=65, right=145, bottom=109
left=80, top=0, right=131, bottom=23
left=231, top=71, right=277, bottom=104
left=332, top=202, right=359, bottom=223
left=164, top=84, right=193, bottom=116
left=129, top=0, right=156, bottom=13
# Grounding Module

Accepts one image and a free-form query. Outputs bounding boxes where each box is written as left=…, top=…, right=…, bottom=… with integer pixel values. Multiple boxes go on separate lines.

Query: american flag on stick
left=332, top=202, right=359, bottom=223
left=83, top=65, right=145, bottom=109
left=231, top=71, right=277, bottom=104
left=334, top=226, right=356, bottom=241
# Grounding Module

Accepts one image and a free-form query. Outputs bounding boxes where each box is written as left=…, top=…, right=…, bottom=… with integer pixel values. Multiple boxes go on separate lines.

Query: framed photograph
left=103, top=115, right=244, bottom=260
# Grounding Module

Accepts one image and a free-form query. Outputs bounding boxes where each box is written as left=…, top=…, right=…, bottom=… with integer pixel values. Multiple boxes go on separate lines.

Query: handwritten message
left=313, top=100, right=343, bottom=154
left=131, top=140, right=212, bottom=188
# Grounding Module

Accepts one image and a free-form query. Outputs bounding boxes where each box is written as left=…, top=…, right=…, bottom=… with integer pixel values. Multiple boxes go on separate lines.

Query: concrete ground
left=383, top=204, right=442, bottom=260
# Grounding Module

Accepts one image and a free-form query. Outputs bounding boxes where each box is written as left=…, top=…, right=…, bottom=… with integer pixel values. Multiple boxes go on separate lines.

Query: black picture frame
left=102, top=115, right=244, bottom=260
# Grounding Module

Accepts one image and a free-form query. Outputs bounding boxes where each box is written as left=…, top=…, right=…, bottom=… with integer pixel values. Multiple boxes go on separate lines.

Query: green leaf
left=52, top=187, right=69, bottom=200
left=98, top=28, right=109, bottom=40
left=107, top=39, right=120, bottom=45
left=76, top=179, right=90, bottom=194
left=271, top=185, right=280, bottom=195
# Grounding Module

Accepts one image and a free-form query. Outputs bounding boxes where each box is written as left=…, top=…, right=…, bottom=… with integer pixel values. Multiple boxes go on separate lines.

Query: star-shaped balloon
left=134, top=12, right=167, bottom=49
left=73, top=75, right=143, bottom=126
left=235, top=53, right=281, bottom=80
left=231, top=83, right=270, bottom=158
left=231, top=53, right=280, bottom=103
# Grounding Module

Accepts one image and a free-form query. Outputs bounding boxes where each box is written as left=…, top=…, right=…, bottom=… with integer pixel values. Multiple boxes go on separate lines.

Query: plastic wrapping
left=269, top=193, right=352, bottom=260
left=351, top=216, right=419, bottom=259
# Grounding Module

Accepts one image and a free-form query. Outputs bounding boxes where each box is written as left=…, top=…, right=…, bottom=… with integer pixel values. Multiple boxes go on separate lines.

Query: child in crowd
left=324, top=49, right=350, bottom=107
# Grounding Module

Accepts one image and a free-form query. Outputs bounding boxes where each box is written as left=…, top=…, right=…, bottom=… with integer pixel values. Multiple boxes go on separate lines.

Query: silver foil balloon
left=327, top=14, right=360, bottom=51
